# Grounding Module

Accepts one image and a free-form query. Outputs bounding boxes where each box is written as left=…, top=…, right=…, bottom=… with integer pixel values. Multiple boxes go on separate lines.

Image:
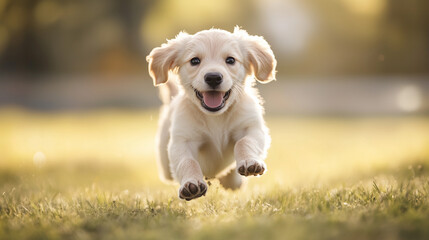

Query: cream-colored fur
left=146, top=27, right=276, bottom=200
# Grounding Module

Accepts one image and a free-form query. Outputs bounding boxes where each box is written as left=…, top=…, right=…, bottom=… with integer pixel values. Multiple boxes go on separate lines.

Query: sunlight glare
left=33, top=151, right=47, bottom=168
left=343, top=0, right=386, bottom=15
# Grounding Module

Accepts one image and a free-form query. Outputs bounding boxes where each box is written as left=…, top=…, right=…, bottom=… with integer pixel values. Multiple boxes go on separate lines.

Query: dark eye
left=190, top=57, right=201, bottom=66
left=226, top=57, right=235, bottom=65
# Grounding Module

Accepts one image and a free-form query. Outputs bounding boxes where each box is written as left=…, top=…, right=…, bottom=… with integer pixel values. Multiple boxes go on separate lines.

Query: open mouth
left=194, top=89, right=231, bottom=112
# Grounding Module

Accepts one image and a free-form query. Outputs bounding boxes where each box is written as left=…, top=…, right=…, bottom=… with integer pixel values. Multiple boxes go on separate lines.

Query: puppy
left=146, top=27, right=276, bottom=200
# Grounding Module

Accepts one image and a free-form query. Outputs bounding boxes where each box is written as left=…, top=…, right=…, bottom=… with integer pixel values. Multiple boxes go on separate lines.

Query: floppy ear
left=234, top=27, right=277, bottom=83
left=146, top=32, right=189, bottom=86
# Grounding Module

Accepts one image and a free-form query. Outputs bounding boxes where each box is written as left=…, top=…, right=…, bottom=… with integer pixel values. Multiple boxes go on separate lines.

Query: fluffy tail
left=158, top=77, right=179, bottom=104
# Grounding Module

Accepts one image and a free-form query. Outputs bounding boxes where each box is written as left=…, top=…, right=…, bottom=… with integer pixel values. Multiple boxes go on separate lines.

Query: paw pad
left=179, top=181, right=207, bottom=201
left=237, top=161, right=266, bottom=176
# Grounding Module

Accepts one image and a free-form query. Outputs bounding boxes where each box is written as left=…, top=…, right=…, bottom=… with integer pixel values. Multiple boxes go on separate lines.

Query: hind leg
left=218, top=169, right=243, bottom=190
left=155, top=105, right=173, bottom=181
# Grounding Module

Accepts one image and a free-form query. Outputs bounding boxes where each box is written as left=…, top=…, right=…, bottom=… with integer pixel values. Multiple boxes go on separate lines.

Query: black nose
left=204, top=72, right=223, bottom=88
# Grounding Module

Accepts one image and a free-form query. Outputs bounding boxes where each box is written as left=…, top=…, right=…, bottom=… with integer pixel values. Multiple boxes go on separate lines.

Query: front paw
left=179, top=180, right=207, bottom=201
left=237, top=160, right=266, bottom=176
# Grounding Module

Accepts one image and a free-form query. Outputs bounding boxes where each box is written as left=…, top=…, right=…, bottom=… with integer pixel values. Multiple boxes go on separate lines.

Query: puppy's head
left=146, top=27, right=276, bottom=114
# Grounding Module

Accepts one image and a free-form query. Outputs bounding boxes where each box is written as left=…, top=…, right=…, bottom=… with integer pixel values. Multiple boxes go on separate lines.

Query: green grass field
left=1, top=108, right=429, bottom=240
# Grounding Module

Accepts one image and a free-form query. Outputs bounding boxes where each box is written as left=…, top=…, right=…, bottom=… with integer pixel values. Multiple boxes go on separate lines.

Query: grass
left=1, top=108, right=429, bottom=240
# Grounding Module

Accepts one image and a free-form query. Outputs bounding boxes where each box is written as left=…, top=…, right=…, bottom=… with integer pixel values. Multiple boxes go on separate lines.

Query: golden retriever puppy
left=146, top=27, right=276, bottom=200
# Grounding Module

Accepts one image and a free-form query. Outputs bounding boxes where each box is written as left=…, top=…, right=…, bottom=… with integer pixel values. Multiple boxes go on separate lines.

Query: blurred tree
left=0, top=0, right=156, bottom=77
left=0, top=0, right=49, bottom=74
left=0, top=0, right=427, bottom=79
left=377, top=0, right=429, bottom=75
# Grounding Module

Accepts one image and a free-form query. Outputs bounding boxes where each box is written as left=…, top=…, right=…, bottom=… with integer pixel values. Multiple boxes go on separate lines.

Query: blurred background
left=0, top=0, right=428, bottom=187
left=1, top=2, right=429, bottom=239
left=0, top=0, right=428, bottom=114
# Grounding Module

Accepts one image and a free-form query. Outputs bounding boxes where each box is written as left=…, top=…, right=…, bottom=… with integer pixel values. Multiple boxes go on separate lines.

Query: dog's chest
left=197, top=120, right=238, bottom=177
left=202, top=118, right=236, bottom=152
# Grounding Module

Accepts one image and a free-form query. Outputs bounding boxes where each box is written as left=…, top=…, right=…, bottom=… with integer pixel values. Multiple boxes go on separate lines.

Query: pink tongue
left=202, top=91, right=224, bottom=108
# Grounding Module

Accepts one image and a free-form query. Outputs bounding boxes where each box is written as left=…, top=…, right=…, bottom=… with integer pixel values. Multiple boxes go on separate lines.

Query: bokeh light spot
left=396, top=85, right=422, bottom=112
